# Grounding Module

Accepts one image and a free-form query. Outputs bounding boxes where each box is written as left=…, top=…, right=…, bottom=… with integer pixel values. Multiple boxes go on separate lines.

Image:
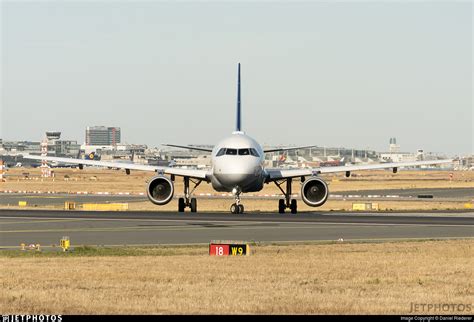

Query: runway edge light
left=64, top=202, right=76, bottom=210
left=60, top=236, right=70, bottom=252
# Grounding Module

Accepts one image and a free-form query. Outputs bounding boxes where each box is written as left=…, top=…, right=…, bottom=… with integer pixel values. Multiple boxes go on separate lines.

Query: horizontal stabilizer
left=163, top=144, right=213, bottom=152
left=264, top=145, right=318, bottom=153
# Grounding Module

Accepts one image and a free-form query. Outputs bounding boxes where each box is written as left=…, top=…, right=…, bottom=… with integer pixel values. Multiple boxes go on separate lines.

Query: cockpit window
left=217, top=147, right=260, bottom=157
left=249, top=148, right=260, bottom=157
left=216, top=148, right=226, bottom=156
left=238, top=148, right=250, bottom=155
left=225, top=148, right=237, bottom=155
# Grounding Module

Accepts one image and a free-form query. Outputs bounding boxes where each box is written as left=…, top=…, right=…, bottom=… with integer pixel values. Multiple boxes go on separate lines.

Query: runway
left=0, top=209, right=472, bottom=248
left=337, top=187, right=474, bottom=199
left=0, top=193, right=147, bottom=206
left=0, top=186, right=472, bottom=207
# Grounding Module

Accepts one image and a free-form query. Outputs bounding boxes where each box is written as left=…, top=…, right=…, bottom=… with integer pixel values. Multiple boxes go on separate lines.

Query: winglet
left=236, top=63, right=241, bottom=132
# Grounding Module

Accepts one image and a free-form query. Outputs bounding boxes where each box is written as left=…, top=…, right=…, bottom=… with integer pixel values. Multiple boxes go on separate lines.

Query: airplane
left=85, top=151, right=99, bottom=161
left=319, top=157, right=345, bottom=167
left=24, top=64, right=453, bottom=214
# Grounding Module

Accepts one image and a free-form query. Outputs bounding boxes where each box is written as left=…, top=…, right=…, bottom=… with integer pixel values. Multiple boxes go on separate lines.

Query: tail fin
left=236, top=63, right=241, bottom=131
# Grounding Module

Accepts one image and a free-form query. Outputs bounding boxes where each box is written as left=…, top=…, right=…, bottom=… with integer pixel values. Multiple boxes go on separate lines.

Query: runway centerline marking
left=1, top=222, right=473, bottom=234
left=0, top=224, right=361, bottom=234
left=0, top=215, right=472, bottom=228
left=0, top=218, right=472, bottom=232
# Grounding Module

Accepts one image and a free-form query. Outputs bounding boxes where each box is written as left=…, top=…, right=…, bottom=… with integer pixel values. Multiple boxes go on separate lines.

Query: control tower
left=46, top=131, right=61, bottom=143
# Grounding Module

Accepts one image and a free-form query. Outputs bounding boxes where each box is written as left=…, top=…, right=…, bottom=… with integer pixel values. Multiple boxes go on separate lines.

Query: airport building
left=0, top=133, right=459, bottom=171
left=91, top=144, right=149, bottom=164
left=85, top=126, right=121, bottom=146
left=0, top=140, right=41, bottom=154
left=262, top=145, right=379, bottom=168
left=2, top=132, right=81, bottom=156
left=42, top=131, right=80, bottom=157
left=378, top=138, right=451, bottom=168
left=0, top=132, right=80, bottom=167
left=458, top=155, right=474, bottom=170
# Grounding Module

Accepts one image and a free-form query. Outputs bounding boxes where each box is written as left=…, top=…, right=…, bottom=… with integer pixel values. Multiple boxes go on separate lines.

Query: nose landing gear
left=230, top=186, right=244, bottom=214
left=230, top=203, right=244, bottom=214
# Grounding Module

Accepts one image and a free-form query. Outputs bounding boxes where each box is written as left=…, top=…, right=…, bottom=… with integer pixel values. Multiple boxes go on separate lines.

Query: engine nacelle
left=147, top=175, right=174, bottom=205
left=301, top=177, right=329, bottom=207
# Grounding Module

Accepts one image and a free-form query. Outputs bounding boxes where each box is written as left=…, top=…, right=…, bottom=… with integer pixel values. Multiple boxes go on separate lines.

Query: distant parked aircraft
left=319, top=157, right=345, bottom=167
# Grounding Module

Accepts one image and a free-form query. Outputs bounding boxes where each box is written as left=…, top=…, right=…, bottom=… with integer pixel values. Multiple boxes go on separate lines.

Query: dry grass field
left=1, top=240, right=472, bottom=314
left=2, top=168, right=473, bottom=195
left=1, top=168, right=472, bottom=211
left=0, top=168, right=474, bottom=194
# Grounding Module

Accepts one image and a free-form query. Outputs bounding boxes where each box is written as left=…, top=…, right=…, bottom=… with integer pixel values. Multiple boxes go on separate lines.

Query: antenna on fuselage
left=236, top=63, right=241, bottom=132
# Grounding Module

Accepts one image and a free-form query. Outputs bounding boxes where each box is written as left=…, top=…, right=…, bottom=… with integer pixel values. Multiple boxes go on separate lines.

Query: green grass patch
left=0, top=238, right=471, bottom=258
left=0, top=244, right=207, bottom=258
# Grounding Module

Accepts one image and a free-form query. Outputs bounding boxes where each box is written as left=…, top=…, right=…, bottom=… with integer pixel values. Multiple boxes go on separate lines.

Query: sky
left=1, top=1, right=472, bottom=156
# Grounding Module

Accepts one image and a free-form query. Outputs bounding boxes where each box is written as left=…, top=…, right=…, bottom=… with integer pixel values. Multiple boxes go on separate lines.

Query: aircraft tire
left=190, top=198, right=197, bottom=212
left=290, top=199, right=297, bottom=214
left=230, top=203, right=238, bottom=214
left=278, top=199, right=285, bottom=214
left=178, top=198, right=185, bottom=212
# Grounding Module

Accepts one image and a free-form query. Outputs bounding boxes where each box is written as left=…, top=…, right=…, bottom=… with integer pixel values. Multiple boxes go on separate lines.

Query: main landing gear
left=230, top=187, right=244, bottom=214
left=274, top=178, right=298, bottom=214
left=178, top=177, right=202, bottom=213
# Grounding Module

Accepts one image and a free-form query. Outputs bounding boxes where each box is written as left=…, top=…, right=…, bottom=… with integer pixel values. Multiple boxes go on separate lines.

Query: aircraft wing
left=263, top=145, right=318, bottom=153
left=163, top=144, right=213, bottom=152
left=23, top=155, right=210, bottom=180
left=265, top=159, right=453, bottom=181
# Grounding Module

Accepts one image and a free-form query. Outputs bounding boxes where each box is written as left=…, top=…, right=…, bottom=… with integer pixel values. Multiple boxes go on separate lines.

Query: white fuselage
left=210, top=131, right=265, bottom=192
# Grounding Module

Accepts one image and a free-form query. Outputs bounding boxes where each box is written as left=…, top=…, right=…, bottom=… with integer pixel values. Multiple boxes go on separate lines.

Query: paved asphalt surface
left=0, top=209, right=472, bottom=248
left=0, top=187, right=472, bottom=207
left=0, top=193, right=148, bottom=206
left=338, top=187, right=473, bottom=199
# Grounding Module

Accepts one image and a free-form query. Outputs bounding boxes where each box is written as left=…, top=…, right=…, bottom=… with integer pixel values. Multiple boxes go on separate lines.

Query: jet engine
left=147, top=175, right=174, bottom=205
left=301, top=177, right=329, bottom=207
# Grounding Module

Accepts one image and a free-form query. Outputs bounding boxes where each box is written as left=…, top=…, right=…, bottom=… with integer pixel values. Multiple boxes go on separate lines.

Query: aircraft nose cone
left=215, top=173, right=252, bottom=186
left=216, top=158, right=259, bottom=174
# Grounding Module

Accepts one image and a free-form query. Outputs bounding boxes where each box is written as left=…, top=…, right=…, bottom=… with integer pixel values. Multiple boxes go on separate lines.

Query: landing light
left=232, top=187, right=241, bottom=196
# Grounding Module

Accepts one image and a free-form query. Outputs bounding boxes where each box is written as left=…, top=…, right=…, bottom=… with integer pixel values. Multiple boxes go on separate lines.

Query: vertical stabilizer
left=236, top=63, right=241, bottom=132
